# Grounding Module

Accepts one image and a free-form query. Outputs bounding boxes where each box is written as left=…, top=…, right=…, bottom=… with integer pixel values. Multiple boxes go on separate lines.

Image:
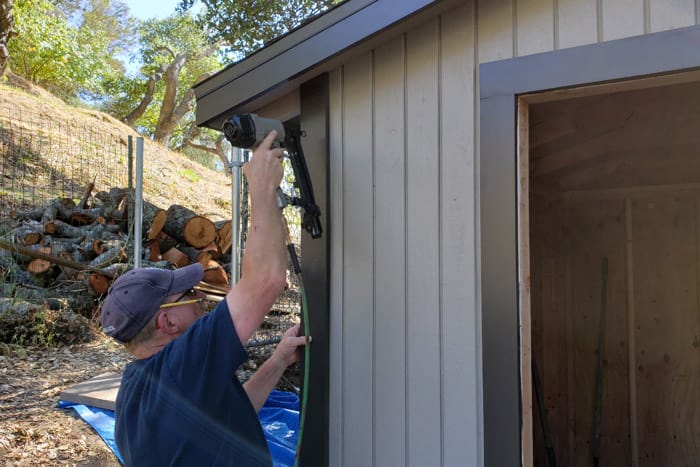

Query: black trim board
left=479, top=24, right=700, bottom=467
left=298, top=75, right=331, bottom=467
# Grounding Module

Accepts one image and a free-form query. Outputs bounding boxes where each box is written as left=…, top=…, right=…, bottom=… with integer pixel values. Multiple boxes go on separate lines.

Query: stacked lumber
left=1, top=187, right=234, bottom=315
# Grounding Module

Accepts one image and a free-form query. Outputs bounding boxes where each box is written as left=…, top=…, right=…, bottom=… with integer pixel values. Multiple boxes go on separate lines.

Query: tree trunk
left=124, top=66, right=165, bottom=126
left=153, top=53, right=188, bottom=145
left=0, top=0, right=16, bottom=79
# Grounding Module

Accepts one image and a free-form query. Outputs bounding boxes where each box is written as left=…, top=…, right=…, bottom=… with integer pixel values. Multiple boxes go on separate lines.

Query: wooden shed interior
left=527, top=75, right=700, bottom=467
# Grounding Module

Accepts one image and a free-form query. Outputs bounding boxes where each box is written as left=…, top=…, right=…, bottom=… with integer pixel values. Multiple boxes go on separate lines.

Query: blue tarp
left=58, top=390, right=299, bottom=467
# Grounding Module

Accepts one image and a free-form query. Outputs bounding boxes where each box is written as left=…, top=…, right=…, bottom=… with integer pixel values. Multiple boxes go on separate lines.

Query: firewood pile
left=0, top=186, right=237, bottom=345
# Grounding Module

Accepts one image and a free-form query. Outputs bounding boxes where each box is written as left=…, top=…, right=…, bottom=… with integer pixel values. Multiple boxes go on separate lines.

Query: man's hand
left=243, top=130, right=285, bottom=194
left=244, top=322, right=310, bottom=412
left=271, top=322, right=310, bottom=369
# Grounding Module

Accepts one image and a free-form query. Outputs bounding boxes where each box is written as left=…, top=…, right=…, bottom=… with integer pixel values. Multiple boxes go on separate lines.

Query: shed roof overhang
left=193, top=0, right=454, bottom=130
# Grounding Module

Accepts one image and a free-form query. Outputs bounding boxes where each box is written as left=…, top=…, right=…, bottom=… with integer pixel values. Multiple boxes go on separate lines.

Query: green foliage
left=178, top=0, right=344, bottom=59
left=8, top=0, right=123, bottom=100
left=101, top=13, right=222, bottom=143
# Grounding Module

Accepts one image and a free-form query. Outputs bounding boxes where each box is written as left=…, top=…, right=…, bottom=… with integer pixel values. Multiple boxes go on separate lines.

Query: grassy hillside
left=0, top=74, right=232, bottom=221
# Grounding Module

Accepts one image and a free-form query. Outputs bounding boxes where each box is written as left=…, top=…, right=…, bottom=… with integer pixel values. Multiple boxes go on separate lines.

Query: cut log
left=161, top=247, right=190, bottom=268
left=87, top=263, right=129, bottom=296
left=46, top=241, right=76, bottom=258
left=143, top=202, right=167, bottom=240
left=88, top=273, right=111, bottom=296
left=200, top=241, right=222, bottom=260
left=89, top=244, right=126, bottom=269
left=26, top=247, right=52, bottom=274
left=215, top=220, right=233, bottom=254
left=147, top=241, right=162, bottom=262
left=44, top=219, right=84, bottom=238
left=42, top=203, right=58, bottom=225
left=10, top=243, right=51, bottom=264
left=100, top=239, right=124, bottom=255
left=164, top=205, right=216, bottom=249
left=68, top=208, right=104, bottom=226
left=14, top=207, right=45, bottom=222
left=12, top=225, right=44, bottom=246
left=158, top=237, right=178, bottom=255
left=202, top=260, right=229, bottom=286
left=179, top=245, right=203, bottom=264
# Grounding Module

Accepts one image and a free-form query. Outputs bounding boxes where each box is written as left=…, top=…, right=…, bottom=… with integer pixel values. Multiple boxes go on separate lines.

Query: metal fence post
left=230, top=146, right=243, bottom=284
left=134, top=137, right=144, bottom=268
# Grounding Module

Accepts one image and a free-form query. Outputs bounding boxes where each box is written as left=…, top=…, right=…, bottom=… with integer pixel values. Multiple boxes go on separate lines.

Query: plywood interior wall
left=529, top=80, right=700, bottom=467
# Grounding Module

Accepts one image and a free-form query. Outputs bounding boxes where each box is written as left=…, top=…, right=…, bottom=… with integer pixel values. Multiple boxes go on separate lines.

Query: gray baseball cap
left=99, top=263, right=204, bottom=343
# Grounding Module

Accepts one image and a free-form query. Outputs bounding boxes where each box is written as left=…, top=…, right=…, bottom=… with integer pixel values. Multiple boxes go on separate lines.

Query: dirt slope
left=0, top=73, right=233, bottom=221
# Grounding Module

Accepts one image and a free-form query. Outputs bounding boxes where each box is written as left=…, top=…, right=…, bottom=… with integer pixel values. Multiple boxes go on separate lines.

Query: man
left=99, top=130, right=308, bottom=466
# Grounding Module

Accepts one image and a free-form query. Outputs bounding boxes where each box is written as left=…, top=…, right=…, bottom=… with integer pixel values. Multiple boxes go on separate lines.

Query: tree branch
left=123, top=64, right=166, bottom=126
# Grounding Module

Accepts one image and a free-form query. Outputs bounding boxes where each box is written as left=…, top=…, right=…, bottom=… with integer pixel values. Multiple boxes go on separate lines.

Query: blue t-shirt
left=114, top=300, right=272, bottom=466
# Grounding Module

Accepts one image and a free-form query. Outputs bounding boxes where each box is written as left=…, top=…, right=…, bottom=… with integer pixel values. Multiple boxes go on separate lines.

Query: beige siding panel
left=339, top=53, right=375, bottom=467
left=372, top=36, right=408, bottom=467
left=405, top=18, right=443, bottom=467
left=649, top=0, right=695, bottom=32
left=516, top=0, right=555, bottom=56
left=478, top=0, right=515, bottom=62
left=328, top=68, right=345, bottom=467
left=601, top=0, right=644, bottom=40
left=557, top=0, right=599, bottom=48
left=440, top=3, right=482, bottom=467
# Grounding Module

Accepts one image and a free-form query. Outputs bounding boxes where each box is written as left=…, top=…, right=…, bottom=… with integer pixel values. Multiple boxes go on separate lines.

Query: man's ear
left=155, top=310, right=177, bottom=335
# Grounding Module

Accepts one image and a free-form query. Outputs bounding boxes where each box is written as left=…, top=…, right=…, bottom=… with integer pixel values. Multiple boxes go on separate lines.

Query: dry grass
left=0, top=73, right=233, bottom=221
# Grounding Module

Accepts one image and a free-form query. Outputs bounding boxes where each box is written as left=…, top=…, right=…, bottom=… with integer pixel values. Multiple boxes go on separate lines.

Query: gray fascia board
left=194, top=0, right=440, bottom=129
left=480, top=24, right=700, bottom=99
left=193, top=0, right=375, bottom=98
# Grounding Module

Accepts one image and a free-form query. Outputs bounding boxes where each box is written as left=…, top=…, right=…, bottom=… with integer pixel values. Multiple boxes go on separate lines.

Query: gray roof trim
left=193, top=0, right=441, bottom=129
left=193, top=0, right=375, bottom=97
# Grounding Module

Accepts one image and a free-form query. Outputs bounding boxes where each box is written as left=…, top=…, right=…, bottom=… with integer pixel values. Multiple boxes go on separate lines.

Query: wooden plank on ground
left=59, top=372, right=121, bottom=411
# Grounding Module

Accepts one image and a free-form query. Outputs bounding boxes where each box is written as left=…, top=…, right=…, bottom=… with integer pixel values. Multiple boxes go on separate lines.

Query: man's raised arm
left=226, top=130, right=288, bottom=343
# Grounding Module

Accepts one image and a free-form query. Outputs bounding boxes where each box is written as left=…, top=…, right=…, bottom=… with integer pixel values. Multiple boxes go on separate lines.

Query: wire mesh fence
left=0, top=105, right=130, bottom=220
left=0, top=102, right=301, bottom=383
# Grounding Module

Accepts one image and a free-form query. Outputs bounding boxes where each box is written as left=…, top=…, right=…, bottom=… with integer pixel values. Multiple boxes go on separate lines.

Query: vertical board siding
left=557, top=0, right=598, bottom=47
left=405, top=18, right=443, bottom=467
left=372, top=36, right=408, bottom=467
left=327, top=1, right=700, bottom=466
left=516, top=0, right=555, bottom=55
left=440, top=3, right=481, bottom=467
left=479, top=0, right=700, bottom=62
left=649, top=0, right=695, bottom=32
left=478, top=0, right=515, bottom=62
left=340, top=52, right=375, bottom=467
left=601, top=0, right=645, bottom=40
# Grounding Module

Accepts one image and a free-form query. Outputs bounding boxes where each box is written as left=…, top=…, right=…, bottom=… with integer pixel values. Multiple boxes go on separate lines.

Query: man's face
left=160, top=289, right=207, bottom=332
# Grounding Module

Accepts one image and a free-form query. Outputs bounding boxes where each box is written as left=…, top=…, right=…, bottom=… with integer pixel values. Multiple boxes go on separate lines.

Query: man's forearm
left=243, top=355, right=287, bottom=412
left=242, top=185, right=287, bottom=282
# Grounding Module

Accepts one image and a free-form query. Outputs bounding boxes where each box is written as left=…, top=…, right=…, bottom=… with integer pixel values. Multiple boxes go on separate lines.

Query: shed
left=193, top=1, right=700, bottom=466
